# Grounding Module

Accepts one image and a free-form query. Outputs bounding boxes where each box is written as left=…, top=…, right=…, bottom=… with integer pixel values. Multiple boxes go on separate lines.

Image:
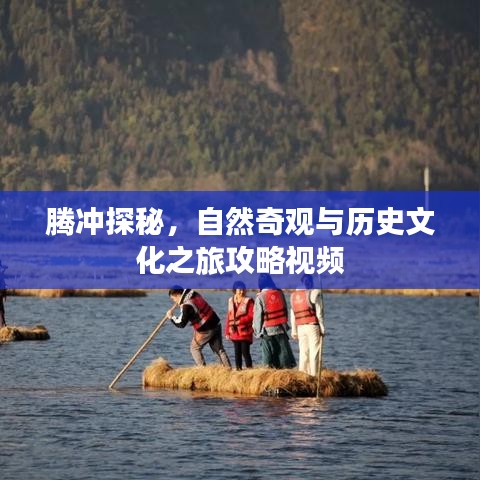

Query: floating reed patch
left=9, top=289, right=146, bottom=297
left=0, top=325, right=50, bottom=342
left=143, top=358, right=388, bottom=398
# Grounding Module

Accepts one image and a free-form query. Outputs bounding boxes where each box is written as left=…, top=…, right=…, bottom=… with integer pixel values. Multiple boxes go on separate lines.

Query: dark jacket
left=171, top=289, right=220, bottom=331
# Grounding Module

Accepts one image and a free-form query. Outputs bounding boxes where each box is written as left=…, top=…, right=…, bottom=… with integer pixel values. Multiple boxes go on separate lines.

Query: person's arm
left=246, top=298, right=254, bottom=323
left=280, top=289, right=290, bottom=332
left=311, top=289, right=325, bottom=335
left=253, top=295, right=264, bottom=337
left=225, top=299, right=230, bottom=339
left=239, top=298, right=254, bottom=327
left=290, top=304, right=298, bottom=339
left=169, top=304, right=191, bottom=328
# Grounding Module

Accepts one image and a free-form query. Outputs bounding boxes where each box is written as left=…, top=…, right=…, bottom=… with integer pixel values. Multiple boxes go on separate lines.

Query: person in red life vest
left=225, top=281, right=254, bottom=370
left=253, top=273, right=296, bottom=369
left=167, top=286, right=231, bottom=368
left=290, top=274, right=325, bottom=376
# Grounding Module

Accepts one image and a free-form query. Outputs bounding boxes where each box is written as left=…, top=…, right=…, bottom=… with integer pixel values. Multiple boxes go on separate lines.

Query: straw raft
left=143, top=358, right=388, bottom=398
left=0, top=325, right=50, bottom=342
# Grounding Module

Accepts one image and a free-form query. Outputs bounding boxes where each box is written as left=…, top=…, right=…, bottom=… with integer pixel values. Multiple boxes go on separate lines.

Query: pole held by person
left=108, top=306, right=175, bottom=390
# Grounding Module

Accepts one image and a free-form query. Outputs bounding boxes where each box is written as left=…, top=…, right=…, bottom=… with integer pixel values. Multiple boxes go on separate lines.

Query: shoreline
left=7, top=288, right=479, bottom=297
left=7, top=289, right=147, bottom=297
left=322, top=288, right=479, bottom=297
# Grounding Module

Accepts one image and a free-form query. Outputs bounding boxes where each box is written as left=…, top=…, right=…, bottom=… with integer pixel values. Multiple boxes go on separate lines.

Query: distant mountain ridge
left=0, top=0, right=478, bottom=190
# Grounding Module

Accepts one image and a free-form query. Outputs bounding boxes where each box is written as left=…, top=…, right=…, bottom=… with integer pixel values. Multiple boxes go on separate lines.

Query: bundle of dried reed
left=142, top=358, right=388, bottom=398
left=0, top=325, right=50, bottom=342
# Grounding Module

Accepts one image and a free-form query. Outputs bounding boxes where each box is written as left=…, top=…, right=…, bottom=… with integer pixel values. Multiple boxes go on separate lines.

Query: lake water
left=0, top=293, right=478, bottom=479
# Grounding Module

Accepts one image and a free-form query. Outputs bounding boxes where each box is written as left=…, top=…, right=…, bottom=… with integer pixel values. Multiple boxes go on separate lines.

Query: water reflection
left=0, top=294, right=478, bottom=480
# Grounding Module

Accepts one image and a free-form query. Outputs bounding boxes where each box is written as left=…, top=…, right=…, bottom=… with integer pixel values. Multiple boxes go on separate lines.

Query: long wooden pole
left=316, top=335, right=324, bottom=398
left=109, top=314, right=170, bottom=390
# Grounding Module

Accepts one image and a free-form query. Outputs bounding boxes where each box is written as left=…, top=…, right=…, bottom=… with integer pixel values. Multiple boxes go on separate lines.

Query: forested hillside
left=0, top=0, right=478, bottom=190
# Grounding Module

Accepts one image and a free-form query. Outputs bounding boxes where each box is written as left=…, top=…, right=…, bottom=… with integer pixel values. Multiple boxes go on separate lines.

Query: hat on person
left=258, top=273, right=277, bottom=290
left=232, top=280, right=246, bottom=293
left=168, top=285, right=184, bottom=296
left=301, top=274, right=313, bottom=288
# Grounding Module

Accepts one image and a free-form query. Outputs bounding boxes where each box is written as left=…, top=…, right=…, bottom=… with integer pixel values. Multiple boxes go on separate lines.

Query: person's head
left=258, top=273, right=277, bottom=290
left=232, top=280, right=246, bottom=296
left=301, top=274, right=314, bottom=289
left=168, top=285, right=184, bottom=303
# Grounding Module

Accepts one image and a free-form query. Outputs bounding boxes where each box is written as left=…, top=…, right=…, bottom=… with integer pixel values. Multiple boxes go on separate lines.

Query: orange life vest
left=291, top=290, right=317, bottom=326
left=183, top=292, right=214, bottom=331
left=260, top=289, right=288, bottom=328
left=227, top=296, right=253, bottom=338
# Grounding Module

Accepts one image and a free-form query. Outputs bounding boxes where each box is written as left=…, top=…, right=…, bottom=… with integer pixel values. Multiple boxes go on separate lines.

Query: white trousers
left=297, top=324, right=323, bottom=376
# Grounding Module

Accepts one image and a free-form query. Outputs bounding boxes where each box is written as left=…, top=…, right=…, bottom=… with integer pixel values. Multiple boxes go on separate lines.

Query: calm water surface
left=0, top=293, right=478, bottom=479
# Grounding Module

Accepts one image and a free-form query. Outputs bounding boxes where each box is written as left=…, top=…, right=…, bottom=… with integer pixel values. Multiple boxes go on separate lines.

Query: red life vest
left=260, top=289, right=288, bottom=328
left=291, top=290, right=317, bottom=326
left=183, top=292, right=214, bottom=331
left=227, top=296, right=253, bottom=340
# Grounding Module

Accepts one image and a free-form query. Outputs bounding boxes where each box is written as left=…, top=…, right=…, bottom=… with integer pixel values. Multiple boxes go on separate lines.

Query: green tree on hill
left=0, top=0, right=478, bottom=190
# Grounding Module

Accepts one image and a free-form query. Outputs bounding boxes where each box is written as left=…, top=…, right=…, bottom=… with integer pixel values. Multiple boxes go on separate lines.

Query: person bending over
left=167, top=286, right=231, bottom=368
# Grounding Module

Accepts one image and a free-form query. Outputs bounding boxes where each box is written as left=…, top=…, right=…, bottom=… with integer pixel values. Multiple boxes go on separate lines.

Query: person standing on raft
left=225, top=281, right=254, bottom=370
left=0, top=260, right=7, bottom=328
left=253, top=274, right=296, bottom=369
left=290, top=274, right=325, bottom=377
left=167, top=286, right=231, bottom=368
